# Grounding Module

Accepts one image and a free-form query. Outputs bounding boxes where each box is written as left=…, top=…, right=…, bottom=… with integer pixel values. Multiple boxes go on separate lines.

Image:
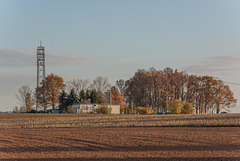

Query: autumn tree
left=25, top=93, right=34, bottom=112
left=16, top=85, right=34, bottom=112
left=108, top=86, right=124, bottom=107
left=214, top=80, right=237, bottom=114
left=137, top=107, right=153, bottom=115
left=185, top=75, right=199, bottom=112
left=124, top=68, right=176, bottom=112
left=44, top=73, right=65, bottom=109
left=169, top=99, right=184, bottom=114
left=124, top=69, right=148, bottom=107
left=124, top=67, right=236, bottom=114
left=200, top=76, right=216, bottom=113
left=148, top=68, right=164, bottom=111
left=181, top=102, right=195, bottom=114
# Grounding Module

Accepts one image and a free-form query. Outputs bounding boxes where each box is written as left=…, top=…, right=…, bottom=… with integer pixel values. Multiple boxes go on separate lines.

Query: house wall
left=72, top=104, right=120, bottom=114
left=79, top=104, right=96, bottom=114
left=107, top=105, right=120, bottom=114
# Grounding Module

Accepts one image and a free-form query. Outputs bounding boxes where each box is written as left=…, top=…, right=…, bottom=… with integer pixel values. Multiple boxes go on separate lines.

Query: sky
left=0, top=0, right=240, bottom=113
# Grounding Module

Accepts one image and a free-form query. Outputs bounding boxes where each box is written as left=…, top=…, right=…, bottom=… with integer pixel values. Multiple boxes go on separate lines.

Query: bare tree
left=66, top=78, right=90, bottom=98
left=16, top=85, right=34, bottom=111
left=90, top=76, right=111, bottom=95
left=115, top=79, right=125, bottom=97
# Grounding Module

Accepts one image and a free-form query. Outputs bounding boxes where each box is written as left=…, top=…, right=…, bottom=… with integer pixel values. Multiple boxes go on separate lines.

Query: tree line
left=124, top=67, right=237, bottom=114
left=15, top=67, right=237, bottom=114
left=16, top=74, right=123, bottom=113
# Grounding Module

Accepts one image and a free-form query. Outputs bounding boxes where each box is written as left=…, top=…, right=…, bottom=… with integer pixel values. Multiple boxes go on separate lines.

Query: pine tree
left=80, top=89, right=87, bottom=103
left=68, top=89, right=78, bottom=105
left=90, top=90, right=101, bottom=104
left=59, top=90, right=68, bottom=112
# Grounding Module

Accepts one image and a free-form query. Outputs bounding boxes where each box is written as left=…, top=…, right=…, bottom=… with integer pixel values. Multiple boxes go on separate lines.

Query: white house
left=72, top=104, right=120, bottom=114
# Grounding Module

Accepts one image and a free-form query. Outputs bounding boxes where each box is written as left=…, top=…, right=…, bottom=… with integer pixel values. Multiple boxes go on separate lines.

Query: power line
left=223, top=81, right=240, bottom=86
left=212, top=77, right=240, bottom=86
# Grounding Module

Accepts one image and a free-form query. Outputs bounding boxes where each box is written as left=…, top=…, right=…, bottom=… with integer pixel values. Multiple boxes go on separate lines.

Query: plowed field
left=0, top=127, right=239, bottom=161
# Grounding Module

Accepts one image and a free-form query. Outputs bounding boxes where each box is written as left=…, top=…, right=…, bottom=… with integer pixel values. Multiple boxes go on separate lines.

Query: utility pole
left=110, top=86, right=112, bottom=114
left=131, top=100, right=133, bottom=114
left=36, top=41, right=46, bottom=111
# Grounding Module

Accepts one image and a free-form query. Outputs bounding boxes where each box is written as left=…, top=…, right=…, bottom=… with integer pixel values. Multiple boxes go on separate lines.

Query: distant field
left=0, top=113, right=239, bottom=129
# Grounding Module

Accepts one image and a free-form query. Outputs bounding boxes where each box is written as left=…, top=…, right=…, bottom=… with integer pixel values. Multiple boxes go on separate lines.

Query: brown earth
left=0, top=127, right=239, bottom=161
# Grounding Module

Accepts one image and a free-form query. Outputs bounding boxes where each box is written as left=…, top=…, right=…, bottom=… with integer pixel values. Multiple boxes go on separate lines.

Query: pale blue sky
left=0, top=0, right=240, bottom=112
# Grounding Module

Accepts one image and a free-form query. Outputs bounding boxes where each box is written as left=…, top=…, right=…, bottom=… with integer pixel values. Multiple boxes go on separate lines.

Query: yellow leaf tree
left=169, top=99, right=184, bottom=114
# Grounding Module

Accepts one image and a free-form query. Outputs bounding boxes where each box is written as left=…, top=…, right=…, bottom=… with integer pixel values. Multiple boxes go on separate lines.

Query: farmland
left=0, top=113, right=239, bottom=129
left=0, top=127, right=239, bottom=160
left=0, top=114, right=239, bottom=160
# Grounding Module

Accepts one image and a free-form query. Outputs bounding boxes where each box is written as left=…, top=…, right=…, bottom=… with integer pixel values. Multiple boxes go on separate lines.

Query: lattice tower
left=36, top=42, right=46, bottom=110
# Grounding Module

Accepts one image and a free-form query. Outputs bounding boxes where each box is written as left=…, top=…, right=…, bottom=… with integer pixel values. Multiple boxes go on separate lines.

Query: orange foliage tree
left=45, top=73, right=66, bottom=109
left=110, top=86, right=124, bottom=107
left=124, top=67, right=237, bottom=114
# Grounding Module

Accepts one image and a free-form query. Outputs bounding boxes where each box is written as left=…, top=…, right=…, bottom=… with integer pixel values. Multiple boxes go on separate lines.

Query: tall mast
left=36, top=41, right=46, bottom=110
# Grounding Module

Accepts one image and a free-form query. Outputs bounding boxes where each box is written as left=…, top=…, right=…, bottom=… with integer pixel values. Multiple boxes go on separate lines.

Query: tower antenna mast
left=36, top=41, right=46, bottom=110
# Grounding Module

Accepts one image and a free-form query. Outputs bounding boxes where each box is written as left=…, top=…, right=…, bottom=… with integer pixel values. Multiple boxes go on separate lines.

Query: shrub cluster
left=169, top=100, right=195, bottom=114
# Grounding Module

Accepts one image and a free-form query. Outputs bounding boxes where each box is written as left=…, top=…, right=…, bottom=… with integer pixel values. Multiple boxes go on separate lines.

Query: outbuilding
left=72, top=104, right=120, bottom=114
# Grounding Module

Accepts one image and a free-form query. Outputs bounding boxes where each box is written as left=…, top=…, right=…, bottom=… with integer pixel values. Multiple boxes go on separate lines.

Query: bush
left=181, top=102, right=195, bottom=114
left=137, top=107, right=153, bottom=115
left=37, top=110, right=47, bottom=113
left=27, top=110, right=37, bottom=113
left=169, top=100, right=184, bottom=114
left=123, top=106, right=132, bottom=114
left=96, top=106, right=110, bottom=114
left=137, top=107, right=146, bottom=114
left=67, top=106, right=74, bottom=113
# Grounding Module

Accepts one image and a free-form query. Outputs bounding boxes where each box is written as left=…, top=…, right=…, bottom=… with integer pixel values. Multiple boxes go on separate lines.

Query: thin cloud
left=0, top=48, right=137, bottom=67
left=0, top=49, right=35, bottom=67
left=0, top=49, right=94, bottom=67
left=46, top=52, right=93, bottom=67
left=185, top=54, right=240, bottom=75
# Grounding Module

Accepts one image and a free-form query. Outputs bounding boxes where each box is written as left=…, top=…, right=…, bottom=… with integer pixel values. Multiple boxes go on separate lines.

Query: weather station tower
left=36, top=41, right=46, bottom=110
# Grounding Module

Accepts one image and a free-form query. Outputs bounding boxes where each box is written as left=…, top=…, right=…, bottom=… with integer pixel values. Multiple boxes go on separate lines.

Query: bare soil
left=0, top=127, right=239, bottom=161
